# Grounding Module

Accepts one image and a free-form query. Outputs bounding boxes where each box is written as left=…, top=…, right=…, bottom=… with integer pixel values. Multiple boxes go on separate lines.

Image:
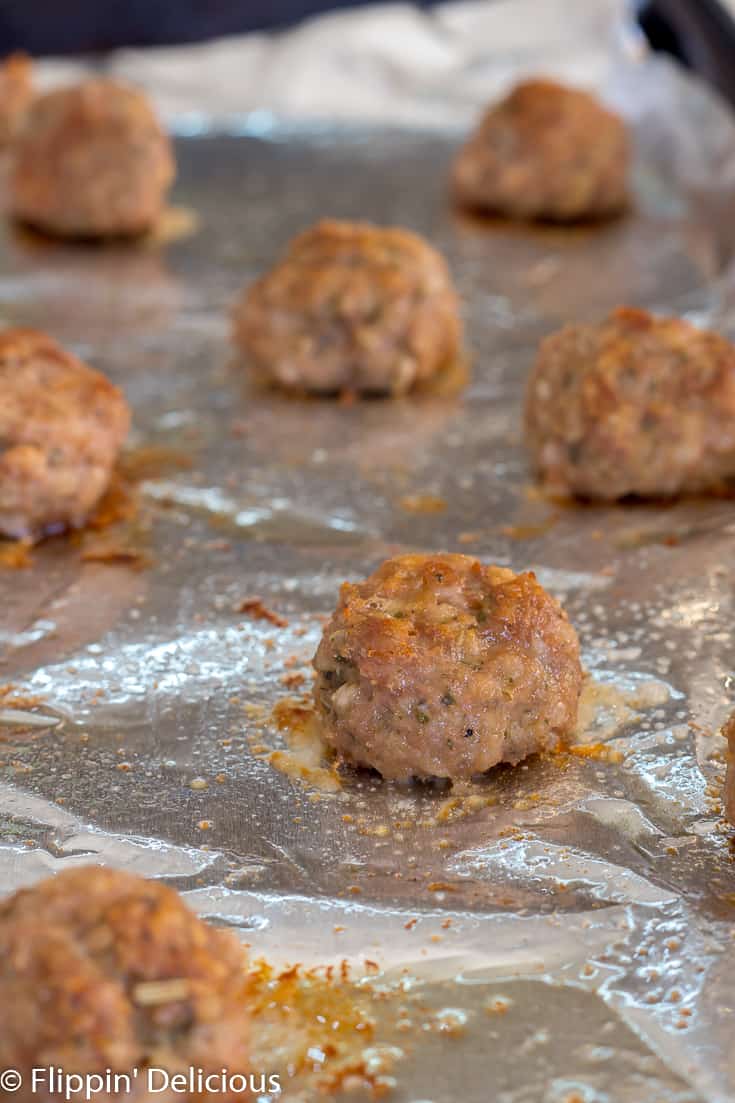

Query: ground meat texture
left=233, top=219, right=464, bottom=395
left=0, top=867, right=250, bottom=1103
left=452, top=79, right=629, bottom=223
left=313, top=553, right=582, bottom=781
left=9, top=78, right=175, bottom=237
left=724, top=713, right=735, bottom=826
left=524, top=307, right=735, bottom=501
left=0, top=329, right=130, bottom=540
left=0, top=53, right=32, bottom=146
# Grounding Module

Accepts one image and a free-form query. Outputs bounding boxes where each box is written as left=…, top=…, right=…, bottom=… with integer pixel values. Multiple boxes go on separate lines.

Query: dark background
left=0, top=0, right=399, bottom=54
left=0, top=0, right=719, bottom=56
left=0, top=0, right=733, bottom=103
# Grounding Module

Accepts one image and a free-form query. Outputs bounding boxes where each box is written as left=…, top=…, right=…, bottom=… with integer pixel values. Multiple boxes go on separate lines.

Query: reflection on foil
left=143, top=481, right=374, bottom=544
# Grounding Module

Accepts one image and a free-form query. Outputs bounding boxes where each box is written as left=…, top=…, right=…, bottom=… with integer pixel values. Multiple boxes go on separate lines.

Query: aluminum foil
left=1, top=59, right=735, bottom=1103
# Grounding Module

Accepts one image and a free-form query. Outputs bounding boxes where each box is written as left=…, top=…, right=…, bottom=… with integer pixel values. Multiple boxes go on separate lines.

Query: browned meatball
left=0, top=867, right=250, bottom=1102
left=233, top=219, right=464, bottom=396
left=9, top=78, right=175, bottom=238
left=524, top=307, right=735, bottom=501
left=313, top=553, right=582, bottom=781
left=0, top=53, right=32, bottom=146
left=723, top=713, right=735, bottom=826
left=452, top=79, right=629, bottom=223
left=0, top=329, right=130, bottom=540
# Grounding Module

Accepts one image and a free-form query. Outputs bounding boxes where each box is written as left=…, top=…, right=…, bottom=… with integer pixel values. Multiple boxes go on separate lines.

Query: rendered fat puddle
left=256, top=673, right=675, bottom=796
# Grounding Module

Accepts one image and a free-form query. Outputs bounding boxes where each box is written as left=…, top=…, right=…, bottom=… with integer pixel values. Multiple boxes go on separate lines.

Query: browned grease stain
left=0, top=477, right=139, bottom=570
left=72, top=445, right=194, bottom=568
left=0, top=443, right=192, bottom=569
left=142, top=205, right=200, bottom=247
left=80, top=544, right=152, bottom=570
left=247, top=961, right=472, bottom=1098
left=574, top=676, right=669, bottom=747
left=500, top=514, right=559, bottom=540
left=431, top=790, right=498, bottom=825
left=73, top=472, right=149, bottom=570
left=615, top=528, right=684, bottom=551
left=248, top=961, right=400, bottom=1098
left=119, top=444, right=194, bottom=483
left=416, top=354, right=470, bottom=398
left=399, top=494, right=447, bottom=515
left=264, top=696, right=341, bottom=793
left=86, top=475, right=139, bottom=530
left=0, top=684, right=45, bottom=711
left=0, top=684, right=54, bottom=738
left=0, top=540, right=33, bottom=569
left=564, top=743, right=625, bottom=764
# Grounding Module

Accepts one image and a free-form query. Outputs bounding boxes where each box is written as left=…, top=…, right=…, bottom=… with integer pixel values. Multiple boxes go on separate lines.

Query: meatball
left=0, top=53, right=32, bottom=146
left=524, top=307, right=735, bottom=501
left=723, top=713, right=735, bottom=826
left=233, top=219, right=464, bottom=396
left=9, top=78, right=175, bottom=238
left=0, top=328, right=130, bottom=540
left=313, top=553, right=582, bottom=781
left=452, top=78, right=629, bottom=223
left=0, top=867, right=250, bottom=1102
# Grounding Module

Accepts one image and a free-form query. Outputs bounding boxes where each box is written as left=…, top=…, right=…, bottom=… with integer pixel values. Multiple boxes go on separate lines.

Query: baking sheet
left=1, top=61, right=735, bottom=1103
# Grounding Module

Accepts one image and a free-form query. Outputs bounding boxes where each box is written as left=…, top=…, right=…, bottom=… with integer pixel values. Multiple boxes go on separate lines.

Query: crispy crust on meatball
left=0, top=53, right=32, bottom=146
left=723, top=713, right=735, bottom=827
left=313, top=553, right=582, bottom=781
left=0, top=867, right=250, bottom=1102
left=452, top=79, right=629, bottom=223
left=232, top=219, right=464, bottom=396
left=10, top=78, right=175, bottom=238
left=524, top=307, right=735, bottom=501
left=0, top=328, right=130, bottom=540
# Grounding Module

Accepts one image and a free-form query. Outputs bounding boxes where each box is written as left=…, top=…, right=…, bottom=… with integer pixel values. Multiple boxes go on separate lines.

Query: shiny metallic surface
left=1, top=71, right=735, bottom=1101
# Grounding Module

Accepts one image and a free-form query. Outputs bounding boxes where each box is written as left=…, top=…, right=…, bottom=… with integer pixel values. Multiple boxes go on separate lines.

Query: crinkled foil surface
left=2, top=57, right=735, bottom=1103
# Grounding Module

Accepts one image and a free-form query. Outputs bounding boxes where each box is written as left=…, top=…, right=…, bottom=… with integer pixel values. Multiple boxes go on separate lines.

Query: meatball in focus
left=0, top=867, right=250, bottom=1102
left=0, top=329, right=130, bottom=540
left=10, top=78, right=175, bottom=237
left=452, top=79, right=629, bottom=223
left=525, top=307, right=735, bottom=501
left=723, top=713, right=735, bottom=826
left=233, top=219, right=464, bottom=396
left=313, top=553, right=583, bottom=781
left=0, top=53, right=32, bottom=146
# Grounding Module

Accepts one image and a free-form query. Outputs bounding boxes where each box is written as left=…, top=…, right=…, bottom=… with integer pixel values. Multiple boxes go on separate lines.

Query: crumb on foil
left=235, top=597, right=289, bottom=628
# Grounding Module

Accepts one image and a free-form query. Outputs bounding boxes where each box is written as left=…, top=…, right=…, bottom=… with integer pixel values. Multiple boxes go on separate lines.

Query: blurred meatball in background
left=452, top=79, right=630, bottom=223
left=525, top=307, right=735, bottom=501
left=234, top=219, right=464, bottom=397
left=0, top=328, right=130, bottom=541
left=10, top=79, right=175, bottom=238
